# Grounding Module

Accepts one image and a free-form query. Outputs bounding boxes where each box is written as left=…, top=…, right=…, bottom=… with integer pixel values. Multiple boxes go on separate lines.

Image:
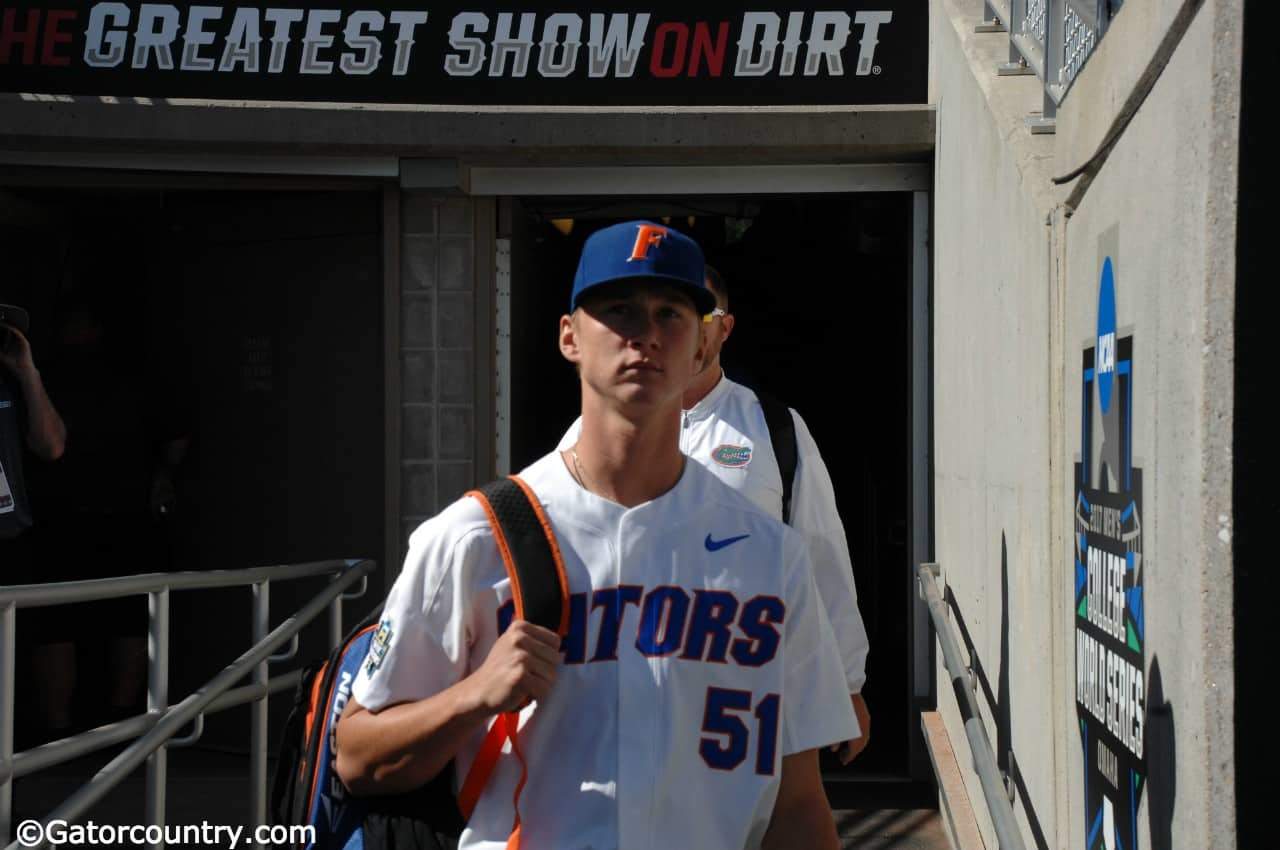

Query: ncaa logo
left=1095, top=258, right=1117, bottom=414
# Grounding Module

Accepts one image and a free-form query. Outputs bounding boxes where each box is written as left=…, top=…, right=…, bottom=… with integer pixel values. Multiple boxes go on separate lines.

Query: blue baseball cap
left=570, top=221, right=716, bottom=316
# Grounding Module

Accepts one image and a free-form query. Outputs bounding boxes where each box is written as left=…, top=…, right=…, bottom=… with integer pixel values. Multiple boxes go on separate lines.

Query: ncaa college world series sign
left=0, top=2, right=926, bottom=104
left=1074, top=255, right=1147, bottom=850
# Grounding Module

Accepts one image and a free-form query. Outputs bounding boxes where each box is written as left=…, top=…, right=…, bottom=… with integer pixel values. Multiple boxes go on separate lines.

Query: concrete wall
left=930, top=0, right=1240, bottom=848
left=930, top=1, right=1064, bottom=845
left=1058, top=1, right=1240, bottom=845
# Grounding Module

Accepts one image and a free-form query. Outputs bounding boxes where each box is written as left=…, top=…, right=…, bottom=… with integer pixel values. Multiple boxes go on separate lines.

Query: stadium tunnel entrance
left=0, top=164, right=938, bottom=823
left=503, top=192, right=933, bottom=795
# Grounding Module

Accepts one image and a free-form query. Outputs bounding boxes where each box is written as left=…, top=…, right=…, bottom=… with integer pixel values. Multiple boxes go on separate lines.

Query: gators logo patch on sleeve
left=365, top=619, right=394, bottom=675
left=711, top=444, right=752, bottom=468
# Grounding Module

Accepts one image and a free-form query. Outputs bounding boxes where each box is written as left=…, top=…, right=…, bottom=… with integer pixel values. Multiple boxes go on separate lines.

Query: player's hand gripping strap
left=457, top=476, right=570, bottom=849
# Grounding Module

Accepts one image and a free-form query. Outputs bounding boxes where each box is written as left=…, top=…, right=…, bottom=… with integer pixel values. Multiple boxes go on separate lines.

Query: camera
left=0, top=304, right=30, bottom=353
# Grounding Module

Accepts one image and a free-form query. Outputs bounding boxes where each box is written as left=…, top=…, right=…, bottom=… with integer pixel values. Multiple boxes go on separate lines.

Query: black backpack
left=271, top=476, right=570, bottom=850
left=756, top=391, right=799, bottom=525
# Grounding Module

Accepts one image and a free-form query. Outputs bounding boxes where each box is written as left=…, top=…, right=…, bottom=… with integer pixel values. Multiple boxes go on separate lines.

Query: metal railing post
left=146, top=588, right=170, bottom=850
left=329, top=595, right=343, bottom=650
left=1030, top=0, right=1064, bottom=132
left=976, top=0, right=1008, bottom=32
left=1049, top=0, right=1064, bottom=86
left=1000, top=0, right=1034, bottom=75
left=1, top=603, right=15, bottom=843
left=250, top=581, right=269, bottom=850
left=1010, top=0, right=1024, bottom=48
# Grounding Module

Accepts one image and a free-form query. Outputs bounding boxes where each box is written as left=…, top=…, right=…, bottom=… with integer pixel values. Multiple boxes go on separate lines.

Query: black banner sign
left=0, top=2, right=926, bottom=105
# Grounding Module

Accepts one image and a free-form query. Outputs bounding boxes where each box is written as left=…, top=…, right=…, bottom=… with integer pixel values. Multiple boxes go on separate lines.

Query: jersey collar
left=542, top=446, right=712, bottom=529
left=684, top=370, right=733, bottom=423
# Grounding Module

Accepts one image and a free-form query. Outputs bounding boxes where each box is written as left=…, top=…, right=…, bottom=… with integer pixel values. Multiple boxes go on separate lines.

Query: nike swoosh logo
left=705, top=533, right=751, bottom=552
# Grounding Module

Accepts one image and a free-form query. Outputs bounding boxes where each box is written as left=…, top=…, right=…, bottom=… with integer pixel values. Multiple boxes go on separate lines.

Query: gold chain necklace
left=568, top=446, right=686, bottom=502
left=570, top=446, right=595, bottom=494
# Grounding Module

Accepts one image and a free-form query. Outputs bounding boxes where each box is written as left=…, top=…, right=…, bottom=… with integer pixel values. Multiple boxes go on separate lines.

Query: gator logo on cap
left=711, top=444, right=752, bottom=468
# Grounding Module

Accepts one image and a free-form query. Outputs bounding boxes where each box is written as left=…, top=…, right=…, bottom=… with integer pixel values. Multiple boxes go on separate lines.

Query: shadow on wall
left=996, top=531, right=1050, bottom=850
left=945, top=531, right=1050, bottom=850
left=976, top=532, right=1174, bottom=850
left=998, top=533, right=1011, bottom=778
left=1146, top=656, right=1175, bottom=850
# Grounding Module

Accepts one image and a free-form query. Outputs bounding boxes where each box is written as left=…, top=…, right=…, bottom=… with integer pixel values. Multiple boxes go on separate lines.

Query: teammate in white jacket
left=559, top=266, right=872, bottom=763
left=336, top=222, right=856, bottom=850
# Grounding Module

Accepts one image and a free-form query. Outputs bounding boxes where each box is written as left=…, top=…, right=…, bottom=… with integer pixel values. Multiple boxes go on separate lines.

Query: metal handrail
left=979, top=0, right=1121, bottom=133
left=917, top=563, right=1028, bottom=850
left=0, top=558, right=377, bottom=849
left=0, top=559, right=370, bottom=607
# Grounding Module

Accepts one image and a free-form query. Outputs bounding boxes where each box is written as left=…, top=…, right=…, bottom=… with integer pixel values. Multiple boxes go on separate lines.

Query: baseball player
left=336, top=221, right=857, bottom=850
left=559, top=265, right=872, bottom=763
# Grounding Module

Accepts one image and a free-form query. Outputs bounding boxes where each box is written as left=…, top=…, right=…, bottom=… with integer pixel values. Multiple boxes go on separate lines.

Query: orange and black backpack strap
left=457, top=475, right=570, bottom=847
left=465, top=476, right=570, bottom=635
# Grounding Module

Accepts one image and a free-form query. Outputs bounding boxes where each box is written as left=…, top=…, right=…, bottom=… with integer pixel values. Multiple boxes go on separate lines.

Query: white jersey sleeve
left=781, top=529, right=861, bottom=753
left=789, top=409, right=870, bottom=694
left=352, top=503, right=490, bottom=713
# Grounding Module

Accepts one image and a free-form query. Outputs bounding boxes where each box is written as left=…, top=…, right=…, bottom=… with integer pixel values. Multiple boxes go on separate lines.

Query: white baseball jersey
left=353, top=451, right=856, bottom=850
left=560, top=374, right=870, bottom=692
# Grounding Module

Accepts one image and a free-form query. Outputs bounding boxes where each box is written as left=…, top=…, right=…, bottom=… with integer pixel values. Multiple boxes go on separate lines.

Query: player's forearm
left=761, top=790, right=840, bottom=850
left=18, top=369, right=65, bottom=460
left=762, top=749, right=840, bottom=850
left=336, top=678, right=490, bottom=796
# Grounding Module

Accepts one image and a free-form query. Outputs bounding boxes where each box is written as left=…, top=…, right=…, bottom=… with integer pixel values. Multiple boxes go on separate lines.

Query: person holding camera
left=2, top=304, right=67, bottom=746
left=0, top=304, right=66, bottom=540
